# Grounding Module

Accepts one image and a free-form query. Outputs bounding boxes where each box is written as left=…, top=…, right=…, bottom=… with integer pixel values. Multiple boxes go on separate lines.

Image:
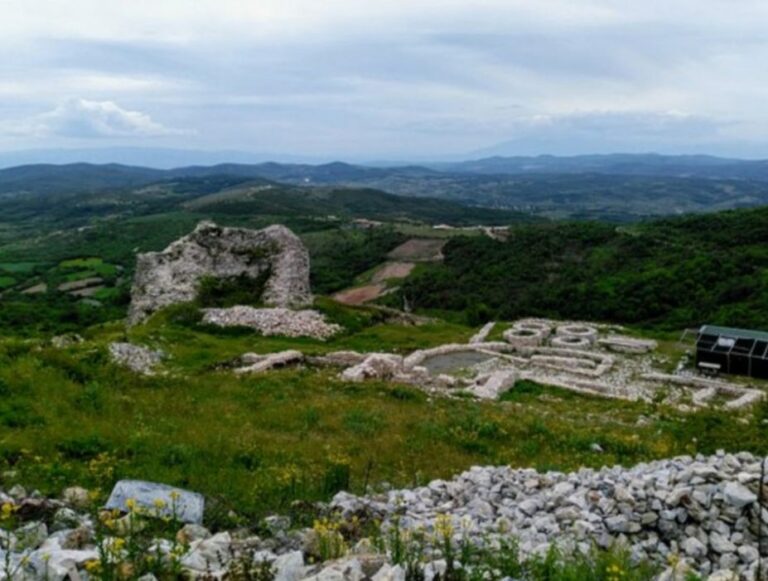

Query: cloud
left=8, top=99, right=188, bottom=139
left=1, top=1, right=768, bottom=157
left=473, top=110, right=731, bottom=156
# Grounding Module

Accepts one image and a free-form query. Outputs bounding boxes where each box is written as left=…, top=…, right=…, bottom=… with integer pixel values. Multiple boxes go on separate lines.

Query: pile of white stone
left=108, top=342, right=165, bottom=375
left=3, top=453, right=768, bottom=579
left=330, top=452, right=768, bottom=580
left=202, top=306, right=342, bottom=340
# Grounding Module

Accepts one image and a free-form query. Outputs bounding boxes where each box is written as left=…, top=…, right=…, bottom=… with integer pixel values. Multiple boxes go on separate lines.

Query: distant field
left=388, top=238, right=446, bottom=262
left=0, top=261, right=39, bottom=273
left=59, top=257, right=106, bottom=269
left=394, top=223, right=483, bottom=238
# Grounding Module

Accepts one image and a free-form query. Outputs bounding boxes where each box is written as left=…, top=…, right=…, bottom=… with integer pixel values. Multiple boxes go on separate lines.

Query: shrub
left=0, top=401, right=45, bottom=428
left=57, top=435, right=110, bottom=460
left=197, top=271, right=271, bottom=309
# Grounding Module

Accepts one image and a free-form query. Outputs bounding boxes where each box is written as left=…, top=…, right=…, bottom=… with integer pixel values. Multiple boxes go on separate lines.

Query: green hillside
left=397, top=206, right=768, bottom=329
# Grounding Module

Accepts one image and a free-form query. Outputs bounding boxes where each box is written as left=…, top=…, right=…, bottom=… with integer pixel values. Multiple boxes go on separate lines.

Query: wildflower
left=1, top=502, right=15, bottom=519
left=153, top=498, right=167, bottom=510
left=434, top=514, right=454, bottom=539
left=125, top=498, right=137, bottom=511
left=169, top=490, right=181, bottom=501
left=112, top=538, right=126, bottom=551
left=84, top=560, right=101, bottom=574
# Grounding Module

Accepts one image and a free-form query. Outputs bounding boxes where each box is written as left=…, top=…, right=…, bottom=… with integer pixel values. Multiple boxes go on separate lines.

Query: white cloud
left=7, top=99, right=188, bottom=139
left=1, top=1, right=768, bottom=156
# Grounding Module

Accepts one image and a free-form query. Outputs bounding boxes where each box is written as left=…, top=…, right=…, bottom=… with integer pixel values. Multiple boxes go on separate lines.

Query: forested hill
left=5, top=160, right=768, bottom=221
left=396, top=206, right=768, bottom=330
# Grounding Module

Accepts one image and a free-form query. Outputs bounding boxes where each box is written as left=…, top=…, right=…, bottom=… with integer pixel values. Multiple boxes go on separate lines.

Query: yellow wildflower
left=125, top=498, right=137, bottom=511
left=1, top=502, right=16, bottom=516
left=434, top=514, right=454, bottom=539
left=153, top=498, right=167, bottom=510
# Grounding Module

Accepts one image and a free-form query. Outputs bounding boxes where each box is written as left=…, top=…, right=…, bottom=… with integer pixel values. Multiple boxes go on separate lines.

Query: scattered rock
left=61, top=486, right=90, bottom=509
left=235, top=350, right=304, bottom=374
left=340, top=354, right=404, bottom=383
left=467, top=370, right=517, bottom=399
left=108, top=342, right=165, bottom=375
left=309, top=351, right=367, bottom=367
left=180, top=532, right=232, bottom=574
left=50, top=334, right=84, bottom=349
left=15, top=521, right=48, bottom=550
left=105, top=480, right=205, bottom=524
left=723, top=482, right=757, bottom=508
left=177, top=523, right=211, bottom=544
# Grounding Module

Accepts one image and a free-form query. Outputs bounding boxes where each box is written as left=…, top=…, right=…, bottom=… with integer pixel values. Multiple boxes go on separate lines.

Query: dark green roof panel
left=699, top=325, right=768, bottom=343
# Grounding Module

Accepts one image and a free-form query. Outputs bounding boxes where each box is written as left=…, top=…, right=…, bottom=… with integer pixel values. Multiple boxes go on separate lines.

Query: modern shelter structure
left=695, top=325, right=768, bottom=379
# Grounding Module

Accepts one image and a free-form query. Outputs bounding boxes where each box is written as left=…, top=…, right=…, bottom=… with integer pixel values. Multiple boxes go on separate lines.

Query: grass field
left=1, top=304, right=767, bottom=530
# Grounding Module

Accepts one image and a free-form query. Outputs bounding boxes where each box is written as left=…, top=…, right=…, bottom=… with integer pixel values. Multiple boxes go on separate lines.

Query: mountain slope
left=396, top=205, right=768, bottom=329
left=4, top=159, right=768, bottom=222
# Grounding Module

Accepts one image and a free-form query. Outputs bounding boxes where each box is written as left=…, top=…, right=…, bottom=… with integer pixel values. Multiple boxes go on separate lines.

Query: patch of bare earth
left=333, top=284, right=386, bottom=305
left=372, top=261, right=415, bottom=283
left=387, top=238, right=446, bottom=262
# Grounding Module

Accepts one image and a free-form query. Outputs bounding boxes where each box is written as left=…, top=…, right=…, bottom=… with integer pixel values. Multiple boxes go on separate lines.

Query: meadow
left=1, top=302, right=767, bottom=531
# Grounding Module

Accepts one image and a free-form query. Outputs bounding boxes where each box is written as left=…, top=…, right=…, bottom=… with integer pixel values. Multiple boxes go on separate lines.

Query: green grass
left=60, top=257, right=106, bottom=269
left=0, top=262, right=39, bottom=273
left=122, top=301, right=473, bottom=373
left=0, top=276, right=16, bottom=289
left=2, top=310, right=768, bottom=529
left=92, top=287, right=122, bottom=301
left=63, top=270, right=100, bottom=282
left=59, top=257, right=118, bottom=279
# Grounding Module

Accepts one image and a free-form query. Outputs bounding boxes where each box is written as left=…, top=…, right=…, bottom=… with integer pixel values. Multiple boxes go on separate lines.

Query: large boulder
left=128, top=221, right=312, bottom=325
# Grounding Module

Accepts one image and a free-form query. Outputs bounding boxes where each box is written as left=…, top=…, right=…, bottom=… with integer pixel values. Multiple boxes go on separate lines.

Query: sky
left=1, top=0, right=768, bottom=161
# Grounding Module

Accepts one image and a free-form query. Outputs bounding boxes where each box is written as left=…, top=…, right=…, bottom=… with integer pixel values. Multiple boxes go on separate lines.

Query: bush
left=197, top=271, right=271, bottom=309
left=57, top=435, right=111, bottom=460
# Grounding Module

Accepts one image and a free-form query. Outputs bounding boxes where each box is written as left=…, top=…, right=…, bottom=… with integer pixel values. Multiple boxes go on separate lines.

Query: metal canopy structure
left=695, top=325, right=768, bottom=379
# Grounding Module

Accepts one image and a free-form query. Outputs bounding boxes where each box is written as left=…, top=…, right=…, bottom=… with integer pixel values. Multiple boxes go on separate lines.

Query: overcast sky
left=1, top=0, right=767, bottom=160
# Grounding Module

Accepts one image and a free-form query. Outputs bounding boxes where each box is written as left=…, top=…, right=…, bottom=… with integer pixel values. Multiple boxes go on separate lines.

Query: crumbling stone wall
left=128, top=221, right=312, bottom=324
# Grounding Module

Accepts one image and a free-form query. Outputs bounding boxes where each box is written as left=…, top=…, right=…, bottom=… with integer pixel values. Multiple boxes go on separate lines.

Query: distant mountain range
left=437, top=154, right=768, bottom=180
left=4, top=153, right=768, bottom=221
left=3, top=148, right=768, bottom=180
left=0, top=147, right=326, bottom=170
